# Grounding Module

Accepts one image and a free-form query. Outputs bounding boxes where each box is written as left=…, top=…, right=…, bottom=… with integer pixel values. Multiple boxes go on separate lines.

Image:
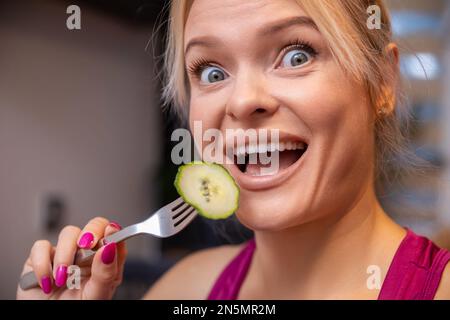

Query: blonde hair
left=161, top=0, right=420, bottom=186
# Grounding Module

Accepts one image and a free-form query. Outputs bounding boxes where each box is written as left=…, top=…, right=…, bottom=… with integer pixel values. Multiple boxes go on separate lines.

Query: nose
left=225, top=70, right=279, bottom=121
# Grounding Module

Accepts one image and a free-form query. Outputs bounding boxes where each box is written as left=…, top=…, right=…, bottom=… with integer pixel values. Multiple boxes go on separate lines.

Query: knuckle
left=88, top=217, right=109, bottom=228
left=60, top=225, right=81, bottom=237
left=32, top=259, right=49, bottom=272
left=32, top=239, right=51, bottom=251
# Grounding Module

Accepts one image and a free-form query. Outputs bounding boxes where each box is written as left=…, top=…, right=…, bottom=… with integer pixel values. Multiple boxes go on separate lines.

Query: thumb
left=82, top=241, right=118, bottom=300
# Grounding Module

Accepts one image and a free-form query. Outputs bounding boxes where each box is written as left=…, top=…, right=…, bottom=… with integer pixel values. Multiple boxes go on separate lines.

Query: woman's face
left=184, top=0, right=376, bottom=231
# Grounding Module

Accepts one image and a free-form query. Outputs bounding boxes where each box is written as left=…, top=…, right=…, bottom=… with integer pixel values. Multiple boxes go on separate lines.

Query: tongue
left=245, top=150, right=301, bottom=176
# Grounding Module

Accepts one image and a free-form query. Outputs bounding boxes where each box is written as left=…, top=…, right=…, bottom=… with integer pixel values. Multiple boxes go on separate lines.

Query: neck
left=251, top=182, right=405, bottom=299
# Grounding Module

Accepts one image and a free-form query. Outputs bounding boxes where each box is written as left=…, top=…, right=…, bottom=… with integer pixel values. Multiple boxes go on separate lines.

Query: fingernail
left=101, top=242, right=116, bottom=265
left=109, top=221, right=122, bottom=230
left=78, top=232, right=94, bottom=248
left=55, top=265, right=68, bottom=287
left=41, top=276, right=52, bottom=294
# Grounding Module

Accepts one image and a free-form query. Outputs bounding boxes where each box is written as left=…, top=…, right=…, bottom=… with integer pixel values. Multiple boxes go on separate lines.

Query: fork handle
left=19, top=224, right=141, bottom=290
left=19, top=247, right=97, bottom=290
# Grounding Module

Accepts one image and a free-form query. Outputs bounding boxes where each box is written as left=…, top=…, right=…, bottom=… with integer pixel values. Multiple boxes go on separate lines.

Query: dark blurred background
left=0, top=0, right=449, bottom=299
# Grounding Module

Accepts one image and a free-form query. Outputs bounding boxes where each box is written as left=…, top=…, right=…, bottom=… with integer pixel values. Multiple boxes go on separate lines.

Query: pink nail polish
left=78, top=232, right=94, bottom=248
left=55, top=265, right=68, bottom=287
left=41, top=276, right=52, bottom=294
left=101, top=242, right=116, bottom=265
left=109, top=221, right=122, bottom=230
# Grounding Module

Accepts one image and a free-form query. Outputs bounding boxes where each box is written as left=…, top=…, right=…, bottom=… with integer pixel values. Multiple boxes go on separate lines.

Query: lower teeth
left=237, top=148, right=306, bottom=176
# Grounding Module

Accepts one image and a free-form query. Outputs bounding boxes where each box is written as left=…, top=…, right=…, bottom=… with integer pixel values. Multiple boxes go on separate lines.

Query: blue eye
left=280, top=49, right=312, bottom=68
left=200, top=66, right=226, bottom=83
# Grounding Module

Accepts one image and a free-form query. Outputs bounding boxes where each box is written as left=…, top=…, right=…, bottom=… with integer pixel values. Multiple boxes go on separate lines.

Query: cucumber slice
left=174, top=162, right=240, bottom=220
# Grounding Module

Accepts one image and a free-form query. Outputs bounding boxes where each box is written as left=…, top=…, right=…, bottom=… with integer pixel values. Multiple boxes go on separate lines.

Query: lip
left=224, top=130, right=309, bottom=191
left=227, top=148, right=307, bottom=191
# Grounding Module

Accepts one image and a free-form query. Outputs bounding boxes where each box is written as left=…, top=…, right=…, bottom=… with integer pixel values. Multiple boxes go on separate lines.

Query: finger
left=52, top=225, right=81, bottom=287
left=20, top=245, right=55, bottom=276
left=29, top=240, right=54, bottom=295
left=82, top=241, right=118, bottom=299
left=77, top=217, right=109, bottom=249
left=104, top=222, right=127, bottom=284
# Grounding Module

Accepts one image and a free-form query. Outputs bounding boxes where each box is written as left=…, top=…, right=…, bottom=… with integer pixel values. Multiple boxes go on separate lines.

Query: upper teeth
left=232, top=142, right=306, bottom=158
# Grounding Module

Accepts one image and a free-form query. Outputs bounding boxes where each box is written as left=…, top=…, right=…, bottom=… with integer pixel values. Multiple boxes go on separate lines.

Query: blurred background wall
left=0, top=0, right=449, bottom=299
left=0, top=0, right=166, bottom=298
left=382, top=0, right=450, bottom=241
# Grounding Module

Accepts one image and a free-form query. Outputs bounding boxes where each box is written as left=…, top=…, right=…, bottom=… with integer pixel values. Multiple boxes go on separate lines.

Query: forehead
left=184, top=0, right=306, bottom=39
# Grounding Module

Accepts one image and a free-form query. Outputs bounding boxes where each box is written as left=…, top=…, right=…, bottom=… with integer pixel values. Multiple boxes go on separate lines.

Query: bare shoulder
left=143, top=244, right=245, bottom=300
left=434, top=261, right=450, bottom=300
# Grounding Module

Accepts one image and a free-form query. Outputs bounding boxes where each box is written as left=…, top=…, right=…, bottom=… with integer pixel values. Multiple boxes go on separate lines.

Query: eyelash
left=187, top=57, right=217, bottom=80
left=279, top=39, right=318, bottom=65
left=186, top=39, right=318, bottom=80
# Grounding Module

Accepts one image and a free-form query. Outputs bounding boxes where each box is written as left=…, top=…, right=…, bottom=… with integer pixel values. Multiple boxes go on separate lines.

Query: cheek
left=188, top=97, right=226, bottom=152
left=272, top=64, right=375, bottom=194
left=273, top=62, right=369, bottom=130
left=272, top=62, right=373, bottom=152
left=189, top=99, right=216, bottom=128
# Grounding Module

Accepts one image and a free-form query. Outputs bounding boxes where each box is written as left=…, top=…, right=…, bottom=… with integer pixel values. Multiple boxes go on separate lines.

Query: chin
left=235, top=189, right=314, bottom=232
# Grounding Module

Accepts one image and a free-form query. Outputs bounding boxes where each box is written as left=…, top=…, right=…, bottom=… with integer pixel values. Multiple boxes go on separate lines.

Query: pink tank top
left=207, top=228, right=450, bottom=300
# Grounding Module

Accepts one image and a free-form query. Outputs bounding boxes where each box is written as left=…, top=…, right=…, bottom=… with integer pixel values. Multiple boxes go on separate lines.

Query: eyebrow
left=184, top=16, right=318, bottom=57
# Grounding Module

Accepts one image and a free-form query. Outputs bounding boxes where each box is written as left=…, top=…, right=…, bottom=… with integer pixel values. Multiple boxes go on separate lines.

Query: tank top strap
left=421, top=248, right=450, bottom=299
left=378, top=228, right=450, bottom=300
left=207, top=238, right=256, bottom=300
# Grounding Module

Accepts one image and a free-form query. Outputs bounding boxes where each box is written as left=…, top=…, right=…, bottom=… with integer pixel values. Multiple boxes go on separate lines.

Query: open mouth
left=232, top=141, right=308, bottom=176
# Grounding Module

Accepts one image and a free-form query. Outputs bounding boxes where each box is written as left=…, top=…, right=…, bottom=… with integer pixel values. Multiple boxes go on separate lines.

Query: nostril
left=255, top=108, right=265, bottom=113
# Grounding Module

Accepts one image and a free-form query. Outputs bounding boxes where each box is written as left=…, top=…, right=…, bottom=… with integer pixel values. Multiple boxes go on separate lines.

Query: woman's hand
left=16, top=217, right=127, bottom=300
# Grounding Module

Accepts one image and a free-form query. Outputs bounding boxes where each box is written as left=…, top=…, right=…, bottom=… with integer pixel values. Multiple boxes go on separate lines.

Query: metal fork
left=19, top=197, right=197, bottom=290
